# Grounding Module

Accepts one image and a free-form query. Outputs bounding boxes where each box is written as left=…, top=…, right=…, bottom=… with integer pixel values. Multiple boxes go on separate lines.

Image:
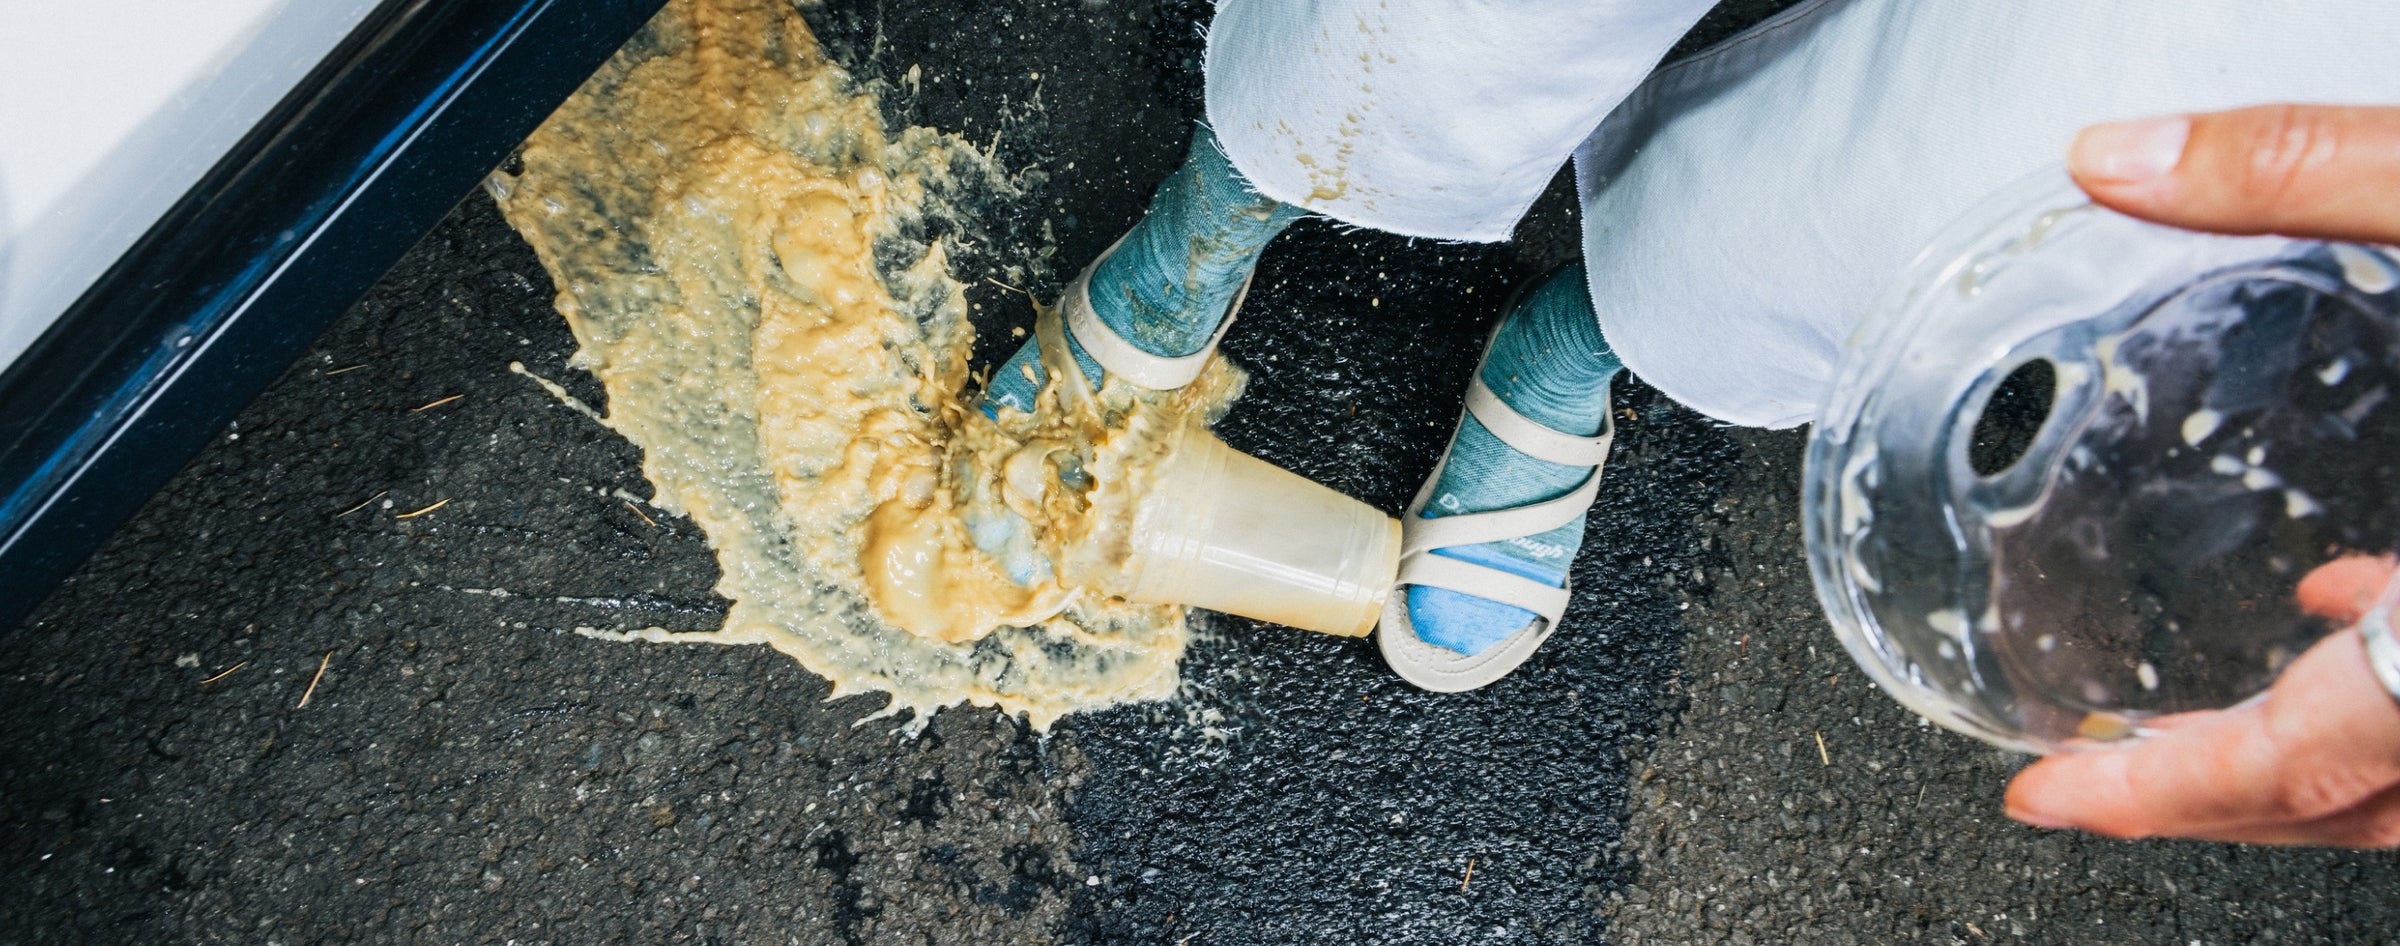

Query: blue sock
left=1408, top=264, right=1622, bottom=655
left=982, top=125, right=1304, bottom=414
left=971, top=126, right=1301, bottom=585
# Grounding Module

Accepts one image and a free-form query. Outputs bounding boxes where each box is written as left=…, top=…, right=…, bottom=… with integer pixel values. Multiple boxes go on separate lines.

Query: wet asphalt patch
left=1051, top=207, right=1742, bottom=945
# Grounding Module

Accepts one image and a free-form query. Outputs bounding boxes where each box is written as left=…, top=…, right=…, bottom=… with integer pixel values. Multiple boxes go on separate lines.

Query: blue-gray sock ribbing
left=983, top=125, right=1302, bottom=414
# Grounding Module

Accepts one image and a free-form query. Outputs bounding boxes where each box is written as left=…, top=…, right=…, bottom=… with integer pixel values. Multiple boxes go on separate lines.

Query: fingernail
left=2072, top=116, right=2191, bottom=184
left=2007, top=805, right=2073, bottom=830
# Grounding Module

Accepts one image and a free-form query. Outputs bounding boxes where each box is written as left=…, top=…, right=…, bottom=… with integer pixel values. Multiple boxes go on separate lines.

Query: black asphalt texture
left=6, top=1, right=2397, bottom=943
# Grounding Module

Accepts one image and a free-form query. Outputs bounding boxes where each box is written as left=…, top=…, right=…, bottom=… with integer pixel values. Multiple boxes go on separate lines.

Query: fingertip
left=2296, top=555, right=2398, bottom=622
left=2004, top=802, right=2075, bottom=831
left=2004, top=757, right=2089, bottom=831
left=2006, top=742, right=2181, bottom=839
left=2069, top=115, right=2191, bottom=196
left=2078, top=104, right=2400, bottom=243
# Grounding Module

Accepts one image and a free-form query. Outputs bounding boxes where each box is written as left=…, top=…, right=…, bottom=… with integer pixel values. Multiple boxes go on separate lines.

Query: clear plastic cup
left=1114, top=425, right=1400, bottom=637
left=1805, top=167, right=2400, bottom=754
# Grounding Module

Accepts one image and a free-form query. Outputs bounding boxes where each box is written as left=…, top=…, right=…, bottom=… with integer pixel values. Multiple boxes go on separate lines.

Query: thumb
left=2068, top=104, right=2400, bottom=245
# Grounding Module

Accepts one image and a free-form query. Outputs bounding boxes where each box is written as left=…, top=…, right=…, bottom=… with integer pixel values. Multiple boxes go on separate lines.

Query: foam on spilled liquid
left=489, top=0, right=1240, bottom=729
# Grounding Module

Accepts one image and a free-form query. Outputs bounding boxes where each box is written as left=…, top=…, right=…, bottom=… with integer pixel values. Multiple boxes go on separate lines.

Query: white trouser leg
left=1204, top=0, right=1716, bottom=242
left=1575, top=0, right=2400, bottom=428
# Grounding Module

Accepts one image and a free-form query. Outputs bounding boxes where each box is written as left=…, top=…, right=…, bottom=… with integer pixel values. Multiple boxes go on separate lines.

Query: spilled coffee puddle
left=492, top=0, right=1238, bottom=728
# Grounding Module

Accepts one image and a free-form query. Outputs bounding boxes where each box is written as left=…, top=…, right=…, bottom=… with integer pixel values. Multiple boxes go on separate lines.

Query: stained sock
left=971, top=126, right=1301, bottom=585
left=1407, top=263, right=1622, bottom=656
left=982, top=124, right=1304, bottom=414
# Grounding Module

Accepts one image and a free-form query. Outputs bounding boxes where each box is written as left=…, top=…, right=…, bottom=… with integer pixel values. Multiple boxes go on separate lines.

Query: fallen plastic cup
left=1111, top=425, right=1400, bottom=637
left=1805, top=167, right=2400, bottom=754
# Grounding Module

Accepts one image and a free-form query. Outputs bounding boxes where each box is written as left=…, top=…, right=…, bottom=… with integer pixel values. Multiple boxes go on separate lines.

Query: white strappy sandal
left=1378, top=342, right=1615, bottom=693
left=1053, top=235, right=1253, bottom=390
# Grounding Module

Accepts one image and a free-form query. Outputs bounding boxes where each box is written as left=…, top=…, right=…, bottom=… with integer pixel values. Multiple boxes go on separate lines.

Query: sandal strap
left=1463, top=375, right=1614, bottom=468
left=1059, top=236, right=1251, bottom=391
left=1032, top=305, right=1094, bottom=417
left=1401, top=463, right=1603, bottom=556
left=1395, top=552, right=1573, bottom=625
left=1400, top=355, right=1615, bottom=555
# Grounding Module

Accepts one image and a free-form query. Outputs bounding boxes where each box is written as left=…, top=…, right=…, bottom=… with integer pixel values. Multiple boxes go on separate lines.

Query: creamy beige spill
left=490, top=0, right=1241, bottom=729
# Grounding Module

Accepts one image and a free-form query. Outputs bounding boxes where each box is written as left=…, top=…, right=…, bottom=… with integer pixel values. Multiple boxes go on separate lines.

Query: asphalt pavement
left=3, top=1, right=2396, bottom=943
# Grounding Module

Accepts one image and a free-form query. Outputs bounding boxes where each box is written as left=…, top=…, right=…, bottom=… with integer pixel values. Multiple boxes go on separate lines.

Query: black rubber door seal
left=0, top=0, right=668, bottom=631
